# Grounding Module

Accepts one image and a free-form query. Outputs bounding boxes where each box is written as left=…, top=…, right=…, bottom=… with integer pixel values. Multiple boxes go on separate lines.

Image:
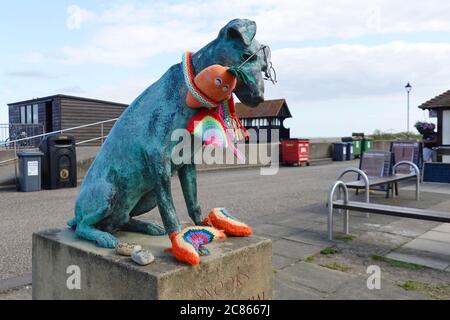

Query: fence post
left=13, top=141, right=18, bottom=190
left=101, top=123, right=104, bottom=144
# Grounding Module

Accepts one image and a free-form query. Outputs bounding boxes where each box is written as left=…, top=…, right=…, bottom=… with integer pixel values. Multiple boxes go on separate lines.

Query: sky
left=1, top=0, right=450, bottom=137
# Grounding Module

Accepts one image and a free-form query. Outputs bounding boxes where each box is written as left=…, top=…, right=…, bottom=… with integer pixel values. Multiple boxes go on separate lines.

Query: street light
left=405, top=82, right=412, bottom=135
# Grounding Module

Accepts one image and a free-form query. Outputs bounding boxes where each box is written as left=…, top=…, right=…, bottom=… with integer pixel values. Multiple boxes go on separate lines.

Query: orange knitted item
left=204, top=208, right=253, bottom=237
left=166, top=226, right=226, bottom=266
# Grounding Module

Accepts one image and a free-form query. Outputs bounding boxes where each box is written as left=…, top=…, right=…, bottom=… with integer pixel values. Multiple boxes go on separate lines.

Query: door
left=45, top=102, right=53, bottom=133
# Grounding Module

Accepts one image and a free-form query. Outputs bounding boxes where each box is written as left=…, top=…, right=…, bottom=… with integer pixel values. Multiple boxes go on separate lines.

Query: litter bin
left=281, top=139, right=310, bottom=166
left=345, top=142, right=354, bottom=160
left=17, top=150, right=43, bottom=192
left=352, top=139, right=362, bottom=158
left=332, top=142, right=347, bottom=161
left=361, top=138, right=373, bottom=154
left=341, top=137, right=355, bottom=160
left=40, top=135, right=77, bottom=189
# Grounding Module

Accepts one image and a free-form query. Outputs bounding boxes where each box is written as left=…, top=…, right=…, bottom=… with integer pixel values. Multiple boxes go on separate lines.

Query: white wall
left=443, top=110, right=450, bottom=144
left=442, top=110, right=450, bottom=163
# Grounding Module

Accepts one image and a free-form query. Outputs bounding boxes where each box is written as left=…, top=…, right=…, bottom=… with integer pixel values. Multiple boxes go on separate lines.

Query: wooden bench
left=327, top=181, right=450, bottom=240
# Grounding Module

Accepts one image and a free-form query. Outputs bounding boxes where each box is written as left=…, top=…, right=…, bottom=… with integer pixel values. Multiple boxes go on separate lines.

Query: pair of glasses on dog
left=238, top=45, right=277, bottom=84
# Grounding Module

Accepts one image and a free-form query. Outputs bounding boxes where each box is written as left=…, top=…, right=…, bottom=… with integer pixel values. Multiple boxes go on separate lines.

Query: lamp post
left=405, top=82, right=412, bottom=135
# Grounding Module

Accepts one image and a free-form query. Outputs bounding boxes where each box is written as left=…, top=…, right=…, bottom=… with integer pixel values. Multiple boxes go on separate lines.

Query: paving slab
left=403, top=182, right=450, bottom=195
left=386, top=251, right=450, bottom=271
left=272, top=254, right=299, bottom=270
left=356, top=231, right=412, bottom=251
left=0, top=285, right=32, bottom=300
left=283, top=229, right=333, bottom=247
left=253, top=223, right=298, bottom=240
left=379, top=219, right=440, bottom=238
left=402, top=238, right=450, bottom=258
left=330, top=276, right=430, bottom=300
left=275, top=262, right=357, bottom=294
left=273, top=274, right=323, bottom=300
left=270, top=216, right=326, bottom=231
left=272, top=238, right=323, bottom=260
left=433, top=223, right=450, bottom=233
left=420, top=230, right=450, bottom=243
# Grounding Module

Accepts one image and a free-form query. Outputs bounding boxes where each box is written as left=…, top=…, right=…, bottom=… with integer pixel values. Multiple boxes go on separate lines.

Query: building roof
left=418, top=89, right=450, bottom=110
left=235, top=99, right=292, bottom=119
left=8, top=94, right=128, bottom=107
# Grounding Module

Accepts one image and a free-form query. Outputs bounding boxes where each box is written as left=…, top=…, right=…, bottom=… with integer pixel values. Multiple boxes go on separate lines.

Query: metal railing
left=0, top=123, right=45, bottom=150
left=327, top=181, right=349, bottom=240
left=0, top=118, right=118, bottom=168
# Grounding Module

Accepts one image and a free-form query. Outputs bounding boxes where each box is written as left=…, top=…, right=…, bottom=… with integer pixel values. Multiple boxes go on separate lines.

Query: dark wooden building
left=8, top=95, right=292, bottom=146
left=236, top=99, right=292, bottom=143
left=8, top=94, right=128, bottom=145
left=419, top=89, right=450, bottom=162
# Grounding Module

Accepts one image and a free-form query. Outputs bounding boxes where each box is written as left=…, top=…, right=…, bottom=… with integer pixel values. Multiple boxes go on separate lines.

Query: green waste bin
left=352, top=140, right=362, bottom=158
left=361, top=138, right=373, bottom=154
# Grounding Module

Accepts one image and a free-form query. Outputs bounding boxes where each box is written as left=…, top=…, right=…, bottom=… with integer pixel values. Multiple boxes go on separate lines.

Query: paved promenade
left=1, top=161, right=450, bottom=299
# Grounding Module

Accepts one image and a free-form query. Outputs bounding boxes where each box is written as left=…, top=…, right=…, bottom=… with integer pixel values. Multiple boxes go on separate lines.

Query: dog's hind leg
left=74, top=183, right=119, bottom=248
left=121, top=191, right=166, bottom=235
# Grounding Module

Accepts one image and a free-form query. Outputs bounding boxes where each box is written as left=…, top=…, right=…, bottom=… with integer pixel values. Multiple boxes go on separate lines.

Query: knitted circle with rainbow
left=168, top=226, right=226, bottom=265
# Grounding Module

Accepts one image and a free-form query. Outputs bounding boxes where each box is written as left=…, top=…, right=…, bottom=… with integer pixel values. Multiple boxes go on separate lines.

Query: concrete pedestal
left=32, top=228, right=272, bottom=300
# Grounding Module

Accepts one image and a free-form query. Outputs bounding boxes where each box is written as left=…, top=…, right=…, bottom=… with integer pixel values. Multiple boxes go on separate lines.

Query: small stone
left=131, top=250, right=155, bottom=266
left=116, top=242, right=142, bottom=256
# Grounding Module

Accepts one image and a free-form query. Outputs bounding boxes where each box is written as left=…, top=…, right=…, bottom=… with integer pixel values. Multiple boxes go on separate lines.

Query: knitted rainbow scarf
left=183, top=52, right=248, bottom=161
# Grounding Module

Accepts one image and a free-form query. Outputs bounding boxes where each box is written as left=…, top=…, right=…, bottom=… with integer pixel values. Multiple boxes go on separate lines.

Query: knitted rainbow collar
left=182, top=51, right=219, bottom=109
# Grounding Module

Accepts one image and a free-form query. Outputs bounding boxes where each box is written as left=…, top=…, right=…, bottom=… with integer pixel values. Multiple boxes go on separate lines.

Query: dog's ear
left=219, top=19, right=256, bottom=46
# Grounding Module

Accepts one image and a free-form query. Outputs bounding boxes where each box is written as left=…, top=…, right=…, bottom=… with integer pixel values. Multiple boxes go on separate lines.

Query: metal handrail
left=327, top=180, right=349, bottom=240
left=393, top=160, right=420, bottom=200
left=0, top=117, right=118, bottom=170
left=0, top=118, right=118, bottom=147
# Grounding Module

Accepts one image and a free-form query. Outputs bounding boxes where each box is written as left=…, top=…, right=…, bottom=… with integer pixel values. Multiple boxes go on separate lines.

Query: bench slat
left=333, top=200, right=450, bottom=223
left=345, top=173, right=416, bottom=188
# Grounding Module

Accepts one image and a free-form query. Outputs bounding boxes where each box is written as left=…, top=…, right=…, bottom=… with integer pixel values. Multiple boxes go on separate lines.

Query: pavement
left=1, top=160, right=450, bottom=299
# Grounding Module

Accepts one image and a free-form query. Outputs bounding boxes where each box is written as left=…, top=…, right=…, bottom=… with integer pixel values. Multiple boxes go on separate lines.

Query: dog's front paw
left=95, top=233, right=118, bottom=248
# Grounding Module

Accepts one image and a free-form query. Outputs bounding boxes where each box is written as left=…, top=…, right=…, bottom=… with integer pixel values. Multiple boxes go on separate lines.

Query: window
left=26, top=105, right=32, bottom=123
left=19, top=104, right=39, bottom=124
left=20, top=106, right=26, bottom=123
left=32, top=104, right=39, bottom=123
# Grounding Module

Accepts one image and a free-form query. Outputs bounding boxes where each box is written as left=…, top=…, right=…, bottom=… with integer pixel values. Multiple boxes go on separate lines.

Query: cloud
left=263, top=41, right=450, bottom=136
left=29, top=1, right=450, bottom=66
left=266, top=41, right=450, bottom=102
left=85, top=77, right=157, bottom=104
left=57, top=86, right=86, bottom=95
left=66, top=5, right=95, bottom=30
left=4, top=71, right=59, bottom=79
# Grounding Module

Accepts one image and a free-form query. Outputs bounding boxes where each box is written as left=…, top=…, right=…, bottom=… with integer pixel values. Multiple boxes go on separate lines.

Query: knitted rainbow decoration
left=183, top=52, right=248, bottom=161
left=167, top=226, right=226, bottom=265
left=204, top=208, right=253, bottom=237
left=186, top=109, right=230, bottom=148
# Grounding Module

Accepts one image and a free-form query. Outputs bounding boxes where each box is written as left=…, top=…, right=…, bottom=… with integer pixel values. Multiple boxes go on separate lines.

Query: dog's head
left=196, top=19, right=272, bottom=107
